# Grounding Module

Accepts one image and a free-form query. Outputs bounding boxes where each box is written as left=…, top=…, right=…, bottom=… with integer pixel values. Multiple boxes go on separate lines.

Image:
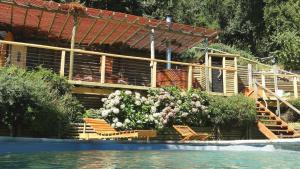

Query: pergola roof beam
left=88, top=20, right=110, bottom=46
left=58, top=13, right=70, bottom=38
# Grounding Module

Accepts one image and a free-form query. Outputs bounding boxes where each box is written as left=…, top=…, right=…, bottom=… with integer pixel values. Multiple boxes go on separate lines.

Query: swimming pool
left=1, top=137, right=300, bottom=168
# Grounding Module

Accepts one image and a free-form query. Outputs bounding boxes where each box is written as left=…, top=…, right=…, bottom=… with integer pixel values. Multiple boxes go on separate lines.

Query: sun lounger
left=173, top=125, right=210, bottom=141
left=81, top=118, right=156, bottom=141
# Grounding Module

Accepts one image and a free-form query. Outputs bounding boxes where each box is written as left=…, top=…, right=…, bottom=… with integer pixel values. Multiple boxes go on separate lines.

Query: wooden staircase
left=256, top=101, right=300, bottom=139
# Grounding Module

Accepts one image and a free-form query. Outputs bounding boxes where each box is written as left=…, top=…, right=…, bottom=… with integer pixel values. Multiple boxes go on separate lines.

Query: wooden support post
left=205, top=52, right=210, bottom=92
left=293, top=76, right=298, bottom=98
left=68, top=15, right=78, bottom=80
left=188, top=65, right=193, bottom=90
left=151, top=61, right=157, bottom=88
left=248, top=64, right=253, bottom=88
left=261, top=73, right=266, bottom=98
left=83, top=122, right=86, bottom=134
left=222, top=57, right=227, bottom=95
left=208, top=55, right=212, bottom=92
left=100, top=55, right=106, bottom=84
left=150, top=29, right=156, bottom=88
left=60, top=50, right=65, bottom=77
left=234, top=56, right=238, bottom=94
left=273, top=66, right=280, bottom=116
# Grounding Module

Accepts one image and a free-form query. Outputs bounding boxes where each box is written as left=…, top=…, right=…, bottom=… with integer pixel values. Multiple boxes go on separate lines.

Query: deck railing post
left=261, top=73, right=266, bottom=98
left=293, top=76, right=298, bottom=98
left=222, top=57, right=227, bottom=95
left=247, top=64, right=253, bottom=88
left=60, top=50, right=65, bottom=77
left=273, top=66, right=281, bottom=115
left=205, top=52, right=210, bottom=92
left=151, top=61, right=157, bottom=88
left=234, top=56, right=238, bottom=94
left=188, top=65, right=193, bottom=90
left=100, top=55, right=106, bottom=84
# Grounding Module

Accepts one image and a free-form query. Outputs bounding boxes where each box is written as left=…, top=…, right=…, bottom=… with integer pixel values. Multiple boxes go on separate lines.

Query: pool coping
left=1, top=136, right=300, bottom=145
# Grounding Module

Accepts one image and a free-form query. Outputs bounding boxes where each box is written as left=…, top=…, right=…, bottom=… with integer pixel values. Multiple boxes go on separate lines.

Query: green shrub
left=0, top=66, right=84, bottom=137
left=282, top=99, right=300, bottom=122
left=89, top=87, right=256, bottom=132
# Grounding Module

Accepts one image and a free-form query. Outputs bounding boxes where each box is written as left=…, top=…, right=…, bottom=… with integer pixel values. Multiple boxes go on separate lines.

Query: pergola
left=0, top=0, right=218, bottom=54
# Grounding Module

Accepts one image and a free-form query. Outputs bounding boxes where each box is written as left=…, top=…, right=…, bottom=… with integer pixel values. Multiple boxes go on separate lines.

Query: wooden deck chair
left=173, top=125, right=210, bottom=141
left=83, top=118, right=156, bottom=140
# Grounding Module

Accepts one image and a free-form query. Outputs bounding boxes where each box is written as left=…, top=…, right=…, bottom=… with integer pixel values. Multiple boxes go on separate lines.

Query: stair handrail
left=255, top=82, right=300, bottom=115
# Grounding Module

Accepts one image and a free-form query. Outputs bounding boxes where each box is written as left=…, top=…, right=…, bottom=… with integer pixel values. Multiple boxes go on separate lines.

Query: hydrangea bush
left=88, top=87, right=256, bottom=131
left=93, top=87, right=209, bottom=130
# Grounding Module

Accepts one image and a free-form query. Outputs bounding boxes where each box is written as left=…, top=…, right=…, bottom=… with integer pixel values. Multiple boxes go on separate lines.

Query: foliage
left=0, top=66, right=83, bottom=137
left=88, top=88, right=256, bottom=130
left=207, top=94, right=256, bottom=128
left=282, top=99, right=300, bottom=122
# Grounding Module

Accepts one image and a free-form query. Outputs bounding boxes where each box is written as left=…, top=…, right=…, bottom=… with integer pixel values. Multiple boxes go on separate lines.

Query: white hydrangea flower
left=150, top=107, right=157, bottom=113
left=145, top=100, right=150, bottom=105
left=111, top=123, right=116, bottom=128
left=125, top=90, right=132, bottom=95
left=115, top=90, right=121, bottom=96
left=174, top=107, right=180, bottom=113
left=116, top=122, right=123, bottom=128
left=163, top=120, right=168, bottom=124
left=137, top=120, right=142, bottom=124
left=120, top=104, right=125, bottom=109
left=192, top=93, right=199, bottom=98
left=182, top=112, right=189, bottom=117
left=113, top=118, right=119, bottom=123
left=192, top=108, right=198, bottom=113
left=101, top=110, right=109, bottom=117
left=153, top=113, right=160, bottom=118
left=168, top=112, right=174, bottom=117
left=135, top=101, right=141, bottom=106
left=112, top=108, right=120, bottom=114
left=180, top=92, right=187, bottom=97
left=149, top=115, right=154, bottom=121
left=195, top=101, right=201, bottom=107
left=177, top=100, right=182, bottom=104
left=101, top=98, right=107, bottom=102
left=124, top=119, right=130, bottom=124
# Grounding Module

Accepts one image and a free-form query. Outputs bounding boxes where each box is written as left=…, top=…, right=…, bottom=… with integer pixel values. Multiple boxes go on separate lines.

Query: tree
left=0, top=67, right=83, bottom=137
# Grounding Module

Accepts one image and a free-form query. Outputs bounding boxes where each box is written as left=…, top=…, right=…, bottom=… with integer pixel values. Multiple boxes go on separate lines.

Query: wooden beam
left=60, top=50, right=66, bottom=77
left=294, top=77, right=298, bottom=98
left=208, top=55, right=212, bottom=92
left=110, top=24, right=132, bottom=44
left=188, top=65, right=193, bottom=90
left=36, top=10, right=44, bottom=32
left=208, top=53, right=239, bottom=58
left=248, top=64, right=253, bottom=87
left=205, top=52, right=210, bottom=92
left=78, top=19, right=97, bottom=45
left=88, top=20, right=110, bottom=46
left=131, top=31, right=150, bottom=47
left=22, top=7, right=29, bottom=28
left=234, top=56, right=238, bottom=94
left=10, top=4, right=13, bottom=26
left=48, top=12, right=57, bottom=34
left=69, top=80, right=150, bottom=91
left=122, top=26, right=143, bottom=43
left=58, top=14, right=71, bottom=38
left=223, top=57, right=227, bottom=95
left=69, top=15, right=78, bottom=80
left=99, top=23, right=122, bottom=45
left=100, top=55, right=106, bottom=83
left=151, top=61, right=157, bottom=88
left=72, top=87, right=112, bottom=96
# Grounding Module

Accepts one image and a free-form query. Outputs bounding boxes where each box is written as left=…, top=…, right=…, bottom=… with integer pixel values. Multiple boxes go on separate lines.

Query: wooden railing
left=255, top=82, right=300, bottom=116
left=0, top=40, right=237, bottom=94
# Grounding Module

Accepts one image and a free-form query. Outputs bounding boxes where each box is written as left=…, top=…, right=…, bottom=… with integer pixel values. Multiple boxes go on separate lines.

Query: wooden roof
left=0, top=0, right=218, bottom=54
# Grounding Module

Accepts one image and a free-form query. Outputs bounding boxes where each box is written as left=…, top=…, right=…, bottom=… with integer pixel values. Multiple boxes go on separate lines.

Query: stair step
left=264, top=124, right=288, bottom=128
left=270, top=129, right=293, bottom=133
left=276, top=135, right=296, bottom=138
left=257, top=115, right=276, bottom=119
left=260, top=119, right=281, bottom=123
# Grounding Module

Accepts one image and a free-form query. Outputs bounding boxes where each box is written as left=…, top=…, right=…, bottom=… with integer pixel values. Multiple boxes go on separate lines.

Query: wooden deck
left=1, top=40, right=300, bottom=101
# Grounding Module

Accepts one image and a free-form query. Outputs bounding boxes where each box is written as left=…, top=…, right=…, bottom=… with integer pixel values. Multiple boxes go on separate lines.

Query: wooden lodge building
left=1, top=0, right=300, bottom=139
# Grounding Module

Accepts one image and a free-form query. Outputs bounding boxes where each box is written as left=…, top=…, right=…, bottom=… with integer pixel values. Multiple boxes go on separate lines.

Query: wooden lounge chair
left=173, top=125, right=210, bottom=141
left=81, top=118, right=156, bottom=141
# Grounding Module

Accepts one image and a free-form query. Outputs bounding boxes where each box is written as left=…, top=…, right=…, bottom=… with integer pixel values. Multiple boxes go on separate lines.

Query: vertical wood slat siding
left=225, top=59, right=235, bottom=95
left=237, top=65, right=249, bottom=92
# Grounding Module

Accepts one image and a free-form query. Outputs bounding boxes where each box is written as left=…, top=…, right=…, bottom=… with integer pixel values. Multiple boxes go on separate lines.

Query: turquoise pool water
left=1, top=140, right=300, bottom=168
left=1, top=150, right=300, bottom=168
